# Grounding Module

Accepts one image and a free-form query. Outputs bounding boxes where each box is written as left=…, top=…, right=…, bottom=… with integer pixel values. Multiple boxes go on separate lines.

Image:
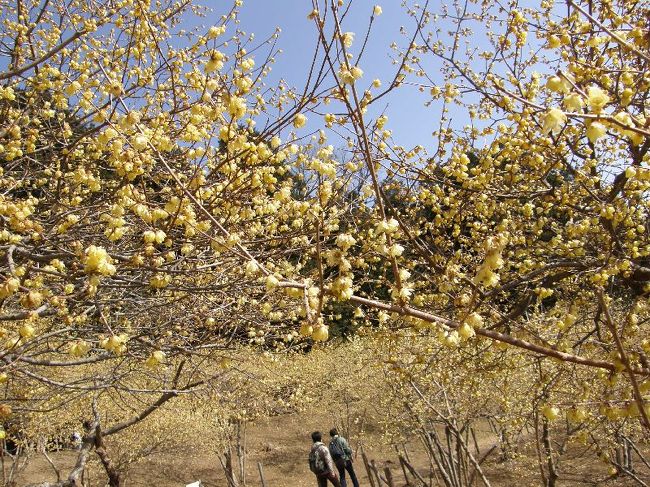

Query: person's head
left=329, top=427, right=338, bottom=437
left=311, top=431, right=322, bottom=443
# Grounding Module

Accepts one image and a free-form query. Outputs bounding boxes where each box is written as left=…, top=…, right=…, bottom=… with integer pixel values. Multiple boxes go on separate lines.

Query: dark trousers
left=335, top=458, right=359, bottom=487
left=317, top=471, right=341, bottom=487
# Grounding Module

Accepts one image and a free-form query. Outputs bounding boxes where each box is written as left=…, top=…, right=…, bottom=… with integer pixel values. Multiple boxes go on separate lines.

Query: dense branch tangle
left=286, top=0, right=650, bottom=430
left=0, top=0, right=342, bottom=475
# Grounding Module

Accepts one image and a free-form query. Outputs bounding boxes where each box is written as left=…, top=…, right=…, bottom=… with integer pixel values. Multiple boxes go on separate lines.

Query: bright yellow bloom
left=586, top=86, right=610, bottom=113
left=586, top=121, right=606, bottom=143
left=265, top=274, right=280, bottom=291
left=542, top=405, right=560, bottom=421
left=458, top=323, right=475, bottom=339
left=19, top=323, right=35, bottom=339
left=245, top=260, right=260, bottom=276
left=563, top=93, right=584, bottom=111
left=132, top=134, right=149, bottom=151
left=207, top=25, right=225, bottom=39
left=465, top=312, right=484, bottom=328
left=312, top=325, right=329, bottom=342
left=84, top=246, right=116, bottom=276
left=145, top=350, right=166, bottom=367
left=546, top=76, right=565, bottom=93
left=547, top=35, right=561, bottom=48
left=205, top=51, right=225, bottom=72
left=299, top=322, right=313, bottom=336
left=350, top=66, right=363, bottom=80
left=228, top=96, right=247, bottom=119
left=20, top=290, right=43, bottom=309
left=293, top=113, right=307, bottom=128
left=69, top=340, right=91, bottom=357
left=542, top=108, right=566, bottom=134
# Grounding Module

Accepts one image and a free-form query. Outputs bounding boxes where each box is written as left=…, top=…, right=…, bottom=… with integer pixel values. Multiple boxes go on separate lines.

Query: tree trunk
left=94, top=426, right=122, bottom=487
left=542, top=421, right=558, bottom=487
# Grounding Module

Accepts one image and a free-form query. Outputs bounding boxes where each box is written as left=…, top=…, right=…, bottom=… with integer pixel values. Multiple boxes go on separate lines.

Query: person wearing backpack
left=309, top=431, right=342, bottom=487
left=329, top=428, right=359, bottom=487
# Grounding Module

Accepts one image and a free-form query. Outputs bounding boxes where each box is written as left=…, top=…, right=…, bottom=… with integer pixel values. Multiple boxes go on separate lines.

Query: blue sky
left=0, top=0, right=553, bottom=155
left=0, top=0, right=475, bottom=154
left=230, top=1, right=453, bottom=152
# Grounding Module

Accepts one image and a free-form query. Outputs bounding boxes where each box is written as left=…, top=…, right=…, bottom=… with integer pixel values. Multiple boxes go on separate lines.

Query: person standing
left=329, top=428, right=360, bottom=487
left=309, top=431, right=342, bottom=487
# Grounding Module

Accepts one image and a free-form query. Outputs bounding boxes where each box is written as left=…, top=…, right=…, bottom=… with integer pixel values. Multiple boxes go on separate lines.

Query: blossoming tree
left=1, top=0, right=649, bottom=485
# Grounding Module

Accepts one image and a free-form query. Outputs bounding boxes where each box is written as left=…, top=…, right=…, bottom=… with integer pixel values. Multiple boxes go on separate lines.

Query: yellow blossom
left=546, top=76, right=565, bottom=93
left=341, top=32, right=355, bottom=48
left=245, top=260, right=260, bottom=276
left=542, top=405, right=560, bottom=421
left=586, top=121, right=607, bottom=143
left=207, top=25, right=225, bottom=39
left=132, top=134, right=149, bottom=150
left=541, top=108, right=566, bottom=134
left=312, top=325, right=329, bottom=342
left=20, top=290, right=43, bottom=309
left=265, top=274, right=280, bottom=291
left=547, top=35, right=561, bottom=48
left=145, top=350, right=166, bottom=367
left=69, top=340, right=91, bottom=357
left=299, top=322, right=313, bottom=336
left=586, top=86, right=610, bottom=113
left=465, top=312, right=484, bottom=328
left=350, top=66, right=363, bottom=80
left=228, top=96, right=247, bottom=119
left=19, top=323, right=35, bottom=339
left=293, top=113, right=307, bottom=128
left=84, top=246, right=116, bottom=276
left=458, top=323, right=475, bottom=339
left=563, top=93, right=584, bottom=111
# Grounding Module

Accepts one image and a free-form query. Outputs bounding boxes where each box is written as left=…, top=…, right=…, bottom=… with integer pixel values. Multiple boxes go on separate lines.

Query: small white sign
left=186, top=482, right=201, bottom=487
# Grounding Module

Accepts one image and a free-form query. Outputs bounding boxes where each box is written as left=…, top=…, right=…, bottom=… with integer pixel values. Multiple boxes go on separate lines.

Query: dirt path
left=16, top=410, right=419, bottom=487
left=13, top=409, right=644, bottom=486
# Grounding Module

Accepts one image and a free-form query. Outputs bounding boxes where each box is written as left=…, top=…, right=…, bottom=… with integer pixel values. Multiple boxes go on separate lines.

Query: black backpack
left=329, top=438, right=345, bottom=459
